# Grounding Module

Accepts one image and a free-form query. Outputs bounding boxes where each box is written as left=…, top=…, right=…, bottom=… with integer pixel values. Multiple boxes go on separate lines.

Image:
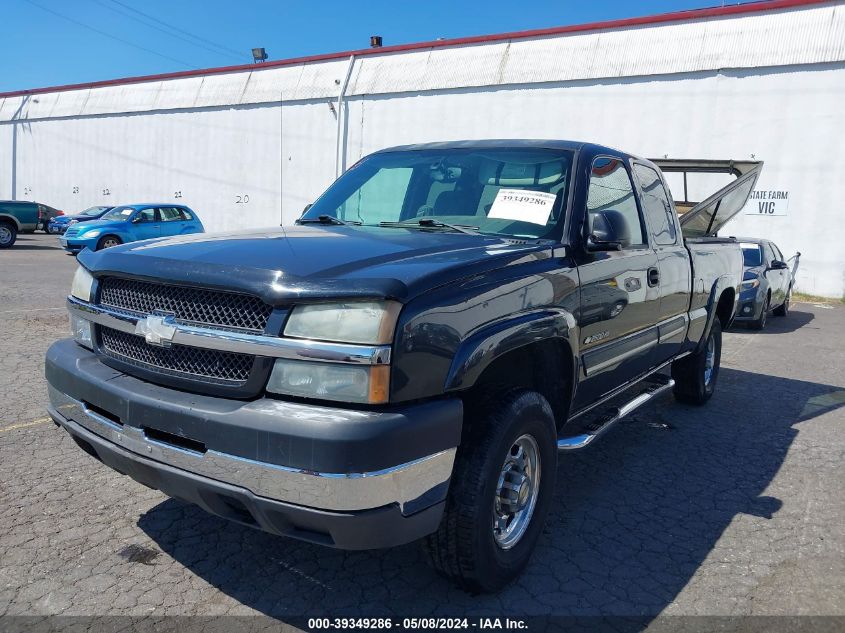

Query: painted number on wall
left=102, top=188, right=111, bottom=196
left=72, top=186, right=79, bottom=194
left=236, top=194, right=250, bottom=204
left=174, top=191, right=182, bottom=199
left=23, top=186, right=32, bottom=196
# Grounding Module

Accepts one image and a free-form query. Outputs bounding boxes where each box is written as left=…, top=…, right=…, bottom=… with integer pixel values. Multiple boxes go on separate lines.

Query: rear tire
left=96, top=235, right=122, bottom=250
left=773, top=288, right=790, bottom=317
left=672, top=319, right=722, bottom=406
left=422, top=390, right=557, bottom=593
left=0, top=222, right=17, bottom=249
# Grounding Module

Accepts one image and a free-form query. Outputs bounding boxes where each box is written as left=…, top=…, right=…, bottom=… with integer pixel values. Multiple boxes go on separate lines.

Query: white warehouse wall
left=1, top=0, right=843, bottom=296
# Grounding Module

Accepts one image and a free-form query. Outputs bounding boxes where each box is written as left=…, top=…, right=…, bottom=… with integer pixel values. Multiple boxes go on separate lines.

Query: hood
left=72, top=218, right=128, bottom=232
left=78, top=225, right=552, bottom=304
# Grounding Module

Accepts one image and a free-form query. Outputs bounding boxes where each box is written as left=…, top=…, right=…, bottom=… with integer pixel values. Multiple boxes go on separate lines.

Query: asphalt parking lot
left=1, top=233, right=843, bottom=623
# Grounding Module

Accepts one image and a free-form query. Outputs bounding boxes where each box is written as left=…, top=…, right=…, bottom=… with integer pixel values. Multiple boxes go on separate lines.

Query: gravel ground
left=0, top=234, right=843, bottom=625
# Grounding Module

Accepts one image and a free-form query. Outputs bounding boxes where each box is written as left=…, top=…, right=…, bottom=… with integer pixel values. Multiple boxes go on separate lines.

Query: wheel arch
left=445, top=310, right=578, bottom=428
left=696, top=275, right=736, bottom=351
left=0, top=214, right=22, bottom=231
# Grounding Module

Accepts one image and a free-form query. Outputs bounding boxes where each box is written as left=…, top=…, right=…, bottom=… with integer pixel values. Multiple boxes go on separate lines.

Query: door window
left=633, top=164, right=678, bottom=246
left=586, top=157, right=647, bottom=248
left=160, top=207, right=185, bottom=222
left=135, top=208, right=157, bottom=222
left=762, top=242, right=776, bottom=265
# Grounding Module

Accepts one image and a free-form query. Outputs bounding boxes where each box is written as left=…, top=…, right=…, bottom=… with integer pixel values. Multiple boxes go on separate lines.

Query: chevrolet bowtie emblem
left=135, top=312, right=177, bottom=347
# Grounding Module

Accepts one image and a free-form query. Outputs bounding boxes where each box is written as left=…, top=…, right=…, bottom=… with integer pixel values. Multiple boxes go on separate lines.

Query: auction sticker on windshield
left=488, top=189, right=557, bottom=225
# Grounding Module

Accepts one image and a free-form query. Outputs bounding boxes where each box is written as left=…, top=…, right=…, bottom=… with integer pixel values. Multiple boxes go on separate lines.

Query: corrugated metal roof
left=0, top=0, right=842, bottom=122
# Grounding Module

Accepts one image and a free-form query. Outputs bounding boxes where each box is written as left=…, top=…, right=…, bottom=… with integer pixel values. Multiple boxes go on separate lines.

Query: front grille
left=99, top=277, right=272, bottom=333
left=100, top=326, right=253, bottom=385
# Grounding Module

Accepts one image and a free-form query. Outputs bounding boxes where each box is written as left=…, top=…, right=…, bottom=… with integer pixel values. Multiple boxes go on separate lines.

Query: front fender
left=444, top=308, right=578, bottom=392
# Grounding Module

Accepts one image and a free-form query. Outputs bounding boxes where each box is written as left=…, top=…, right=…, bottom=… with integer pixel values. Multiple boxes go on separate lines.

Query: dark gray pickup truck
left=46, top=141, right=759, bottom=592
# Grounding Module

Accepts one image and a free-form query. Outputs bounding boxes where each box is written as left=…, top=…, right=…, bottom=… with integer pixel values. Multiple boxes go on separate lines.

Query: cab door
left=572, top=156, right=660, bottom=412
left=159, top=206, right=189, bottom=237
left=632, top=162, right=691, bottom=363
left=130, top=207, right=161, bottom=241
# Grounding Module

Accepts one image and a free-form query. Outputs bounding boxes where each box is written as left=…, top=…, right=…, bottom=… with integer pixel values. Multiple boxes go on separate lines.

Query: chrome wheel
left=101, top=237, right=120, bottom=249
left=0, top=226, right=11, bottom=246
left=493, top=434, right=541, bottom=550
left=703, top=334, right=715, bottom=386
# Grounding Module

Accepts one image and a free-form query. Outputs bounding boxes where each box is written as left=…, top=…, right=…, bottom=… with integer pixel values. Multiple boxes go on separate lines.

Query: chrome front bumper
left=48, top=385, right=456, bottom=514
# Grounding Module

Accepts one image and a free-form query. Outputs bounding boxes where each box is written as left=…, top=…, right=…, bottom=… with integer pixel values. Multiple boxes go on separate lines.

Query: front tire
left=749, top=295, right=769, bottom=330
left=773, top=288, right=790, bottom=317
left=96, top=235, right=122, bottom=250
left=0, top=222, right=17, bottom=249
left=672, top=319, right=722, bottom=405
left=422, top=390, right=557, bottom=593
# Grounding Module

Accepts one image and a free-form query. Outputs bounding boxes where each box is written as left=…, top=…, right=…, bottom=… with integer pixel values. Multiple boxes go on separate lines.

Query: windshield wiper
left=297, top=215, right=360, bottom=226
left=380, top=218, right=480, bottom=235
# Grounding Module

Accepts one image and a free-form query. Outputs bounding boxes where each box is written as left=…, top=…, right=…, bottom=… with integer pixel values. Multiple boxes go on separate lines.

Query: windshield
left=100, top=206, right=135, bottom=221
left=741, top=243, right=763, bottom=267
left=302, top=148, right=574, bottom=239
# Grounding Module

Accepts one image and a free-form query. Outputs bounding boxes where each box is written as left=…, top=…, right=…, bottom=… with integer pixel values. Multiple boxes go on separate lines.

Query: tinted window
left=741, top=243, right=763, bottom=267
left=586, top=157, right=646, bottom=248
left=160, top=207, right=185, bottom=222
left=634, top=164, right=677, bottom=245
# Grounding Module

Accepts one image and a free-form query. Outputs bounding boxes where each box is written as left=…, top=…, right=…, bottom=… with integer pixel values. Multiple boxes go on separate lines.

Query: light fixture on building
left=370, top=36, right=383, bottom=48
left=252, top=48, right=268, bottom=63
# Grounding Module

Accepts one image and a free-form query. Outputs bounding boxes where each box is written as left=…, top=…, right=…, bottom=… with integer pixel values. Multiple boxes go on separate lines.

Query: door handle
left=647, top=267, right=660, bottom=287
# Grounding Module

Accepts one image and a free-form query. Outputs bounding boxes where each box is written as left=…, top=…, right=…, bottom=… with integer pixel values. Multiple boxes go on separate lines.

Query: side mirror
left=301, top=204, right=312, bottom=216
left=586, top=234, right=623, bottom=252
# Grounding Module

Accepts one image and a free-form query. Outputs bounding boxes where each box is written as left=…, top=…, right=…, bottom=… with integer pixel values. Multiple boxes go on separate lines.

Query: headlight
left=82, top=229, right=101, bottom=238
left=69, top=313, right=93, bottom=350
left=741, top=279, right=760, bottom=290
left=71, top=266, right=94, bottom=302
left=266, top=360, right=389, bottom=404
left=284, top=301, right=401, bottom=344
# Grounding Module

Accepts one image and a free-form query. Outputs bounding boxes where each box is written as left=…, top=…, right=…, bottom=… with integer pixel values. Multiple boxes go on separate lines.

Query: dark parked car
left=48, top=206, right=112, bottom=234
left=734, top=238, right=798, bottom=329
left=0, top=200, right=63, bottom=248
left=46, top=141, right=758, bottom=592
left=59, top=204, right=204, bottom=253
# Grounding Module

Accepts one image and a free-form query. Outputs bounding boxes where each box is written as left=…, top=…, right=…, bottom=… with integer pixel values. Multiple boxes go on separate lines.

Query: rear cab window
left=633, top=163, right=678, bottom=246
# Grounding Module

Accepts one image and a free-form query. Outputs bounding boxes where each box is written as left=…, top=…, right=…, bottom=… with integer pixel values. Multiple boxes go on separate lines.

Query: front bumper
left=59, top=235, right=97, bottom=252
left=732, top=290, right=764, bottom=322
left=46, top=339, right=462, bottom=549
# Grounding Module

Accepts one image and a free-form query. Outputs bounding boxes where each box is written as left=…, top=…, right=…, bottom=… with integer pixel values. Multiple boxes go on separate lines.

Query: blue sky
left=3, top=0, right=758, bottom=92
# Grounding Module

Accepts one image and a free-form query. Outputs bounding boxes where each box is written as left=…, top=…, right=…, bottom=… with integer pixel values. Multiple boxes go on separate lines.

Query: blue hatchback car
left=60, top=204, right=204, bottom=253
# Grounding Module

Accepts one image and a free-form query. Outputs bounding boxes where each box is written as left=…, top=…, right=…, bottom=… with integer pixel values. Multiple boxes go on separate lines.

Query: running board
left=557, top=376, right=675, bottom=451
